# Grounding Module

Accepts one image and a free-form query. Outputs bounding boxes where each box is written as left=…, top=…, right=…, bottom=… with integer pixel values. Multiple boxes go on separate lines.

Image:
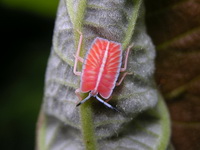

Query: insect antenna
left=96, top=96, right=120, bottom=112
left=76, top=93, right=92, bottom=107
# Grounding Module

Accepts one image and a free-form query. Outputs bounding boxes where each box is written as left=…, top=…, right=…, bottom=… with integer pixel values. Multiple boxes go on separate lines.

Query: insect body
left=73, top=31, right=132, bottom=111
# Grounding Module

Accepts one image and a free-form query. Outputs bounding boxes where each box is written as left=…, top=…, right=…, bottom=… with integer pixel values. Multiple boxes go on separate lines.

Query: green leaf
left=36, top=0, right=171, bottom=149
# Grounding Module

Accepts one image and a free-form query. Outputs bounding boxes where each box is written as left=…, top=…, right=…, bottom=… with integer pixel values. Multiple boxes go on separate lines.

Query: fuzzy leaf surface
left=37, top=0, right=170, bottom=149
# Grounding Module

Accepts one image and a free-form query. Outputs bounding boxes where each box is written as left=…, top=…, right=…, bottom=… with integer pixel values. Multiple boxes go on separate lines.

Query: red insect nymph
left=73, top=31, right=133, bottom=111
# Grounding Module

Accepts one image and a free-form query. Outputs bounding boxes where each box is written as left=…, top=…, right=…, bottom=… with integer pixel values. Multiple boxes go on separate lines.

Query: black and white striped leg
left=96, top=96, right=120, bottom=112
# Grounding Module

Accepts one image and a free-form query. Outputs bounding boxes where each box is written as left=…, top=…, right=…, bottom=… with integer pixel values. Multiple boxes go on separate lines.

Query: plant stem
left=80, top=100, right=98, bottom=150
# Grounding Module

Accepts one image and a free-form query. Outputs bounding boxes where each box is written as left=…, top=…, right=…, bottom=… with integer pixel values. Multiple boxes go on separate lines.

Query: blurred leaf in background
left=0, top=0, right=58, bottom=150
left=145, top=0, right=200, bottom=149
left=1, top=0, right=58, bottom=18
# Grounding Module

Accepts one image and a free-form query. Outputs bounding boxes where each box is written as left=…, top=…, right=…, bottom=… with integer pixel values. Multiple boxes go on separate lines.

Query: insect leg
left=75, top=88, right=82, bottom=101
left=73, top=30, right=84, bottom=76
left=73, top=54, right=84, bottom=63
left=76, top=93, right=92, bottom=107
left=96, top=96, right=120, bottom=112
left=105, top=96, right=112, bottom=103
left=116, top=72, right=133, bottom=86
left=120, top=44, right=133, bottom=72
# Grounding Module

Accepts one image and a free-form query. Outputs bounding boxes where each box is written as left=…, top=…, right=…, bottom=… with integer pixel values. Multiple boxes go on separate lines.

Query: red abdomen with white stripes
left=80, top=37, right=122, bottom=99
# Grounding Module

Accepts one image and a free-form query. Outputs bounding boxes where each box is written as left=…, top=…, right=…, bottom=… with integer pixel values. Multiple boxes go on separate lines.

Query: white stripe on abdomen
left=93, top=41, right=110, bottom=94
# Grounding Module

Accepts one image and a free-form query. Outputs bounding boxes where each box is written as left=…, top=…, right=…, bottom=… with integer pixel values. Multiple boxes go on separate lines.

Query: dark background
left=0, top=1, right=58, bottom=149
